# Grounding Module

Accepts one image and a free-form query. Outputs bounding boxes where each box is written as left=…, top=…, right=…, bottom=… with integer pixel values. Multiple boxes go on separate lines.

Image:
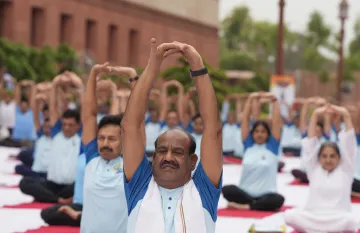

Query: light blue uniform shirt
left=96, top=114, right=106, bottom=124
left=239, top=134, right=280, bottom=197
left=46, top=120, right=83, bottom=185
left=125, top=156, right=222, bottom=233
left=159, top=121, right=182, bottom=134
left=73, top=153, right=86, bottom=205
left=31, top=133, right=52, bottom=173
left=234, top=127, right=244, bottom=157
left=191, top=133, right=202, bottom=158
left=222, top=123, right=239, bottom=152
left=280, top=123, right=302, bottom=148
left=12, top=106, right=36, bottom=140
left=80, top=139, right=127, bottom=233
left=145, top=121, right=162, bottom=152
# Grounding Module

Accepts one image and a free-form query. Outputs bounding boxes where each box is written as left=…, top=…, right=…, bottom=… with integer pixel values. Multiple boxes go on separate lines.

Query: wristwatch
left=129, top=76, right=139, bottom=83
left=190, top=67, right=208, bottom=77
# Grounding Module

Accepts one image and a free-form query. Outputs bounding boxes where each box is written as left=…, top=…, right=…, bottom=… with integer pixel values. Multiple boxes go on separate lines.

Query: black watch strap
left=190, top=67, right=208, bottom=77
left=129, top=76, right=139, bottom=83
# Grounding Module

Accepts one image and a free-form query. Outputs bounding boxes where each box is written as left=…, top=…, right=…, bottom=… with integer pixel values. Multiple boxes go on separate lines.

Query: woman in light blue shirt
left=222, top=92, right=284, bottom=211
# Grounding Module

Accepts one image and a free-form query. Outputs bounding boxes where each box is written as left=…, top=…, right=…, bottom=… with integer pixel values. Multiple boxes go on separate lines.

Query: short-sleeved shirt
left=145, top=121, right=162, bottom=152
left=80, top=139, right=127, bottom=233
left=124, top=156, right=222, bottom=233
left=0, top=100, right=16, bottom=128
left=222, top=122, right=240, bottom=152
left=280, top=122, right=302, bottom=148
left=46, top=120, right=83, bottom=185
left=159, top=121, right=182, bottom=134
left=12, top=106, right=35, bottom=140
left=191, top=133, right=202, bottom=161
left=73, top=153, right=86, bottom=205
left=31, top=130, right=52, bottom=173
left=239, top=134, right=280, bottom=197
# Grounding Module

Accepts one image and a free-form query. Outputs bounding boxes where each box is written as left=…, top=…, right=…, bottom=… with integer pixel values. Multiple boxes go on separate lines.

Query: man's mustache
left=160, top=160, right=179, bottom=169
left=100, top=147, right=113, bottom=152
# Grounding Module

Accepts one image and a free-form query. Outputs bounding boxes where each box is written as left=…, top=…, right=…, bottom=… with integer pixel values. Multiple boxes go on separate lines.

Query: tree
left=343, top=16, right=360, bottom=82
left=162, top=57, right=229, bottom=104
left=305, top=11, right=331, bottom=48
left=300, top=11, right=334, bottom=82
left=0, top=38, right=80, bottom=81
left=220, top=51, right=255, bottom=71
left=349, top=16, right=360, bottom=55
left=221, top=6, right=252, bottom=50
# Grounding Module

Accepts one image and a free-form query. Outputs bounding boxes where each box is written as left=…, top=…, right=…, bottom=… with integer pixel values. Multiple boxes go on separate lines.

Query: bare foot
left=227, top=202, right=250, bottom=210
left=58, top=206, right=81, bottom=220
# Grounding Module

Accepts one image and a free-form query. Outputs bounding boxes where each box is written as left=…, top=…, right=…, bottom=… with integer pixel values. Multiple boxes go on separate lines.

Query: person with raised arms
left=79, top=64, right=140, bottom=233
left=121, top=39, right=223, bottom=233
left=19, top=73, right=83, bottom=204
left=284, top=104, right=359, bottom=233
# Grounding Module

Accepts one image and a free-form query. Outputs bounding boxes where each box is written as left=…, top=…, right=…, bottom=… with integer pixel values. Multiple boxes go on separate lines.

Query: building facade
left=0, top=0, right=219, bottom=68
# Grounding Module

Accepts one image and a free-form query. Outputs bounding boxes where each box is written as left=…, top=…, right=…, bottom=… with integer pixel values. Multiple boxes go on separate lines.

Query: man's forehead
left=98, top=125, right=121, bottom=135
left=158, top=130, right=189, bottom=145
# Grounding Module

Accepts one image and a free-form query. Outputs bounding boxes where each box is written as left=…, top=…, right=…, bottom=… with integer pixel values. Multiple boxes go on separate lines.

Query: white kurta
left=284, top=129, right=359, bottom=233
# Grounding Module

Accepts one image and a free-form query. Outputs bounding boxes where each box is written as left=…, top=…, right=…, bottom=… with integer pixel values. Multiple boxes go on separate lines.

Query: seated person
left=222, top=93, right=284, bottom=211
left=15, top=119, right=52, bottom=178
left=19, top=109, right=82, bottom=203
left=285, top=105, right=359, bottom=233
left=40, top=153, right=86, bottom=226
left=292, top=97, right=331, bottom=183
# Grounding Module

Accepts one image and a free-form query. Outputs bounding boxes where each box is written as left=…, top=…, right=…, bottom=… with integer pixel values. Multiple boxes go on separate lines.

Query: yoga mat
left=217, top=206, right=292, bottom=218
left=351, top=196, right=360, bottom=203
left=4, top=202, right=54, bottom=209
left=288, top=180, right=309, bottom=186
left=223, top=157, right=242, bottom=165
left=20, top=226, right=80, bottom=233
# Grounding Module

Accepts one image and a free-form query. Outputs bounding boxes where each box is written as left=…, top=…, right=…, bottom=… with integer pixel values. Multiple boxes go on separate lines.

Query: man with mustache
left=79, top=65, right=138, bottom=233
left=121, top=39, right=223, bottom=233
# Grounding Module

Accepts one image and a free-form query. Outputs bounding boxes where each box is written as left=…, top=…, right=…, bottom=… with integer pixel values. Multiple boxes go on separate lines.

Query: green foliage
left=220, top=51, right=255, bottom=70
left=318, top=69, right=330, bottom=83
left=306, top=11, right=331, bottom=47
left=56, top=43, right=80, bottom=74
left=242, top=73, right=270, bottom=93
left=222, top=6, right=252, bottom=50
left=0, top=38, right=79, bottom=82
left=344, top=16, right=360, bottom=83
left=161, top=57, right=229, bottom=104
left=301, top=47, right=328, bottom=72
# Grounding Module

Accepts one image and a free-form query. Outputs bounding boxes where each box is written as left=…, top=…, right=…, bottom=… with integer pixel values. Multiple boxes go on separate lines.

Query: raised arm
left=302, top=105, right=328, bottom=173
left=331, top=105, right=356, bottom=173
left=33, top=93, right=47, bottom=131
left=13, top=80, right=21, bottom=105
left=299, top=98, right=313, bottom=135
left=118, top=89, right=131, bottom=113
left=174, top=42, right=222, bottom=186
left=82, top=63, right=111, bottom=145
left=49, top=75, right=63, bottom=126
left=174, top=81, right=185, bottom=126
left=159, top=81, right=171, bottom=122
left=241, top=93, right=259, bottom=141
left=121, top=39, right=178, bottom=180
left=108, top=80, right=119, bottom=115
left=267, top=93, right=282, bottom=141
